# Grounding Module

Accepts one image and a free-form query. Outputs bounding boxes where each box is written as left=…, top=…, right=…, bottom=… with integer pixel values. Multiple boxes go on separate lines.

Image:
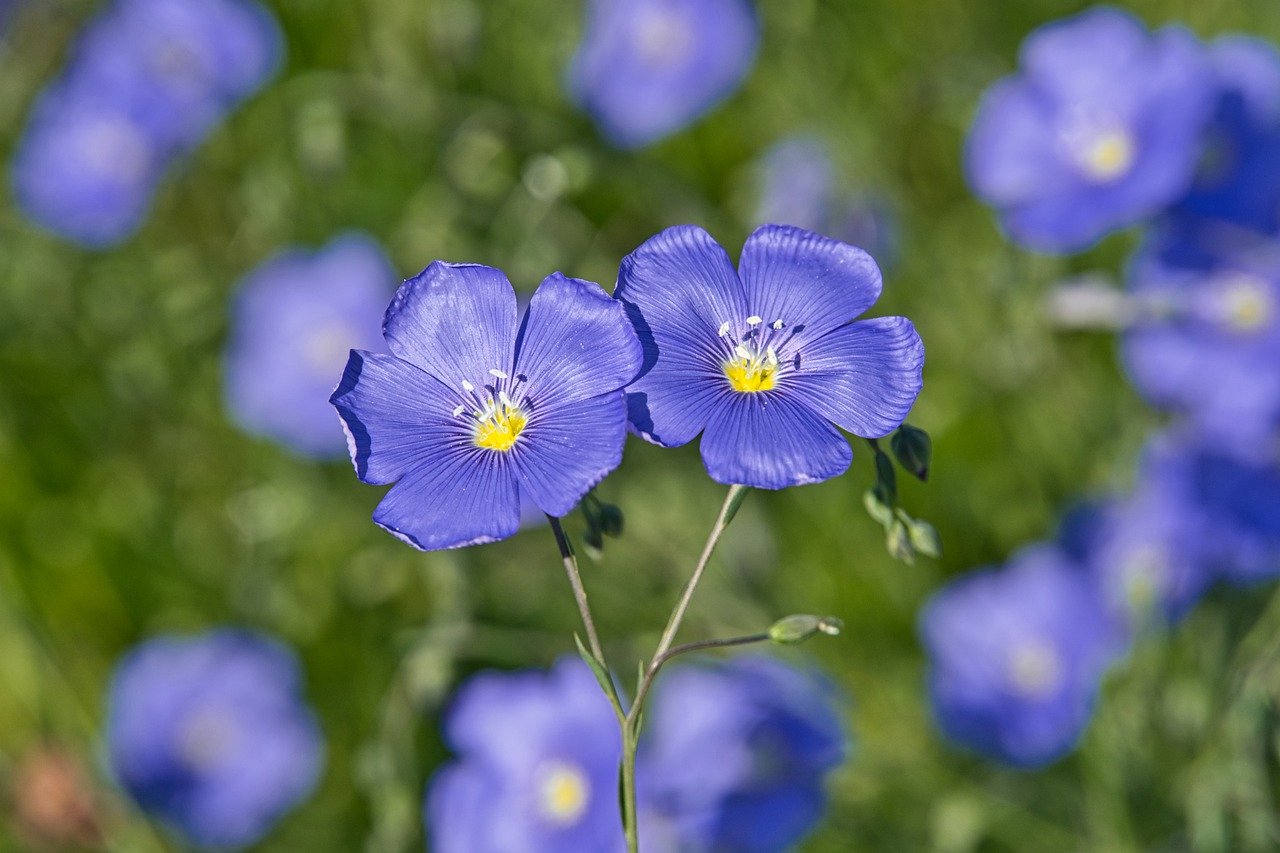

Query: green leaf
left=573, top=632, right=622, bottom=712
left=863, top=487, right=894, bottom=528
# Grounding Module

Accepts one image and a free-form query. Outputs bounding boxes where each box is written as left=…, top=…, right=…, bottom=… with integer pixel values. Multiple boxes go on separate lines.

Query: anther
left=451, top=404, right=466, bottom=417
left=718, top=321, right=731, bottom=337
left=747, top=315, right=762, bottom=326
left=771, top=319, right=784, bottom=330
left=489, top=368, right=509, bottom=380
left=461, top=380, right=474, bottom=392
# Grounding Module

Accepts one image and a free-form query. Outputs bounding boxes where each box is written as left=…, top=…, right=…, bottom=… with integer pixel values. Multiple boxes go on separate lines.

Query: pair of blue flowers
left=12, top=0, right=281, bottom=246
left=426, top=656, right=844, bottom=852
left=105, top=630, right=843, bottom=852
left=331, top=223, right=924, bottom=550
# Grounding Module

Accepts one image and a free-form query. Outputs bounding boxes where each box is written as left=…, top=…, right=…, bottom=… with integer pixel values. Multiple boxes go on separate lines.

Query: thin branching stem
left=547, top=515, right=607, bottom=667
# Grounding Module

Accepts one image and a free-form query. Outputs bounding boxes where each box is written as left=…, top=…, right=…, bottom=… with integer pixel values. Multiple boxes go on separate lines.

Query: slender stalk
left=619, top=485, right=750, bottom=852
left=649, top=485, right=748, bottom=665
left=547, top=515, right=607, bottom=667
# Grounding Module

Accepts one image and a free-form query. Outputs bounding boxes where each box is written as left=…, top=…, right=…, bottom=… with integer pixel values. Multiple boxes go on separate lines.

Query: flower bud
left=768, top=614, right=844, bottom=645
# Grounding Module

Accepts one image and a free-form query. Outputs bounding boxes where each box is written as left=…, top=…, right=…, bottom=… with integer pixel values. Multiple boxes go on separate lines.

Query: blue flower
left=10, top=0, right=281, bottom=246
left=425, top=659, right=624, bottom=852
left=1123, top=243, right=1280, bottom=452
left=638, top=656, right=846, bottom=853
left=965, top=7, right=1215, bottom=252
left=225, top=233, right=394, bottom=458
left=72, top=0, right=283, bottom=147
left=920, top=546, right=1116, bottom=768
left=616, top=224, right=923, bottom=489
left=11, top=85, right=165, bottom=247
left=331, top=263, right=643, bottom=550
left=105, top=630, right=324, bottom=848
left=1058, top=445, right=1218, bottom=634
left=1169, top=37, right=1280, bottom=240
left=568, top=0, right=758, bottom=149
left=1148, top=430, right=1280, bottom=587
left=754, top=137, right=899, bottom=270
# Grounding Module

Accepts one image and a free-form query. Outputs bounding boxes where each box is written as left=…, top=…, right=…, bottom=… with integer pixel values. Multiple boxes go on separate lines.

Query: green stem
left=548, top=515, right=607, bottom=666
left=618, top=484, right=749, bottom=851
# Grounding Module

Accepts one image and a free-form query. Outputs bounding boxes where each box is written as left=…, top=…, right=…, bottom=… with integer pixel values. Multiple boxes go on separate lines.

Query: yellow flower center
left=1080, top=130, right=1135, bottom=182
left=473, top=404, right=527, bottom=452
left=1006, top=641, right=1063, bottom=699
left=1219, top=274, right=1273, bottom=332
left=724, top=357, right=778, bottom=393
left=538, top=762, right=589, bottom=824
left=178, top=708, right=239, bottom=771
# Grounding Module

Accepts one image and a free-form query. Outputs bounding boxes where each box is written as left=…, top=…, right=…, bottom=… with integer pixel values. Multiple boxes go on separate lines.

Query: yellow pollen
left=539, top=763, right=589, bottom=824
left=473, top=404, right=527, bottom=452
left=1081, top=130, right=1135, bottom=182
left=724, top=358, right=777, bottom=393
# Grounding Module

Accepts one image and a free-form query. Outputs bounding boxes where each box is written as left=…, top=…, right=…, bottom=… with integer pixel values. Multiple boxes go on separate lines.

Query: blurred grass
left=3, top=0, right=1280, bottom=850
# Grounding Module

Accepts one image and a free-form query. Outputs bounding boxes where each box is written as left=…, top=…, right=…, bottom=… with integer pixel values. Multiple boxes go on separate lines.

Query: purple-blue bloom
left=638, top=655, right=846, bottom=853
left=225, top=233, right=394, bottom=458
left=754, top=137, right=899, bottom=270
left=425, top=658, right=624, bottom=852
left=965, top=7, right=1215, bottom=252
left=1123, top=242, right=1280, bottom=451
left=10, top=0, right=281, bottom=246
left=920, top=545, right=1116, bottom=768
left=615, top=224, right=923, bottom=490
left=331, top=263, right=643, bottom=550
left=11, top=86, right=165, bottom=247
left=568, top=0, right=758, bottom=149
left=105, top=629, right=323, bottom=848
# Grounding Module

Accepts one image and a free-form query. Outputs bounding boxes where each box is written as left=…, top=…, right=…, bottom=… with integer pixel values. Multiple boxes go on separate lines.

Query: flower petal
left=330, top=350, right=463, bottom=485
left=514, top=392, right=629, bottom=517
left=785, top=317, right=924, bottom=438
left=372, top=449, right=520, bottom=551
left=615, top=225, right=746, bottom=446
left=699, top=394, right=852, bottom=489
left=514, top=273, right=643, bottom=405
left=737, top=224, right=883, bottom=339
left=381, top=261, right=518, bottom=388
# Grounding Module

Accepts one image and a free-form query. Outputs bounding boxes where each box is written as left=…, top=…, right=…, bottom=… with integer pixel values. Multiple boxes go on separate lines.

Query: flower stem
left=649, top=484, right=749, bottom=665
left=618, top=484, right=750, bottom=852
left=547, top=515, right=608, bottom=670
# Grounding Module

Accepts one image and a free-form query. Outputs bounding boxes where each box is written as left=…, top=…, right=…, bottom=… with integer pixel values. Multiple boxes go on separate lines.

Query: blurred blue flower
left=11, top=85, right=165, bottom=247
left=72, top=0, right=282, bottom=147
left=10, top=0, right=281, bottom=246
left=1148, top=430, right=1280, bottom=587
left=425, top=658, right=624, bottom=852
left=1171, top=37, right=1280, bottom=240
left=568, top=0, right=758, bottom=148
left=616, top=224, right=923, bottom=489
left=1123, top=243, right=1280, bottom=451
left=332, top=264, right=642, bottom=550
left=224, top=233, right=394, bottom=458
left=1058, top=446, right=1218, bottom=634
left=106, top=629, right=323, bottom=849
left=965, top=7, right=1215, bottom=252
left=920, top=546, right=1117, bottom=767
left=638, top=655, right=846, bottom=852
left=754, top=136, right=899, bottom=270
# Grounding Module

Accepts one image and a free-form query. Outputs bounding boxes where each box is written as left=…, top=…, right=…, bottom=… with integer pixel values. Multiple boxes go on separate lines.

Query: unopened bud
left=768, top=614, right=844, bottom=645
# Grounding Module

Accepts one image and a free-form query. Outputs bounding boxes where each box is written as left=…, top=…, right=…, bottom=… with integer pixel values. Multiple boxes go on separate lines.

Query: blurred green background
left=3, top=0, right=1280, bottom=849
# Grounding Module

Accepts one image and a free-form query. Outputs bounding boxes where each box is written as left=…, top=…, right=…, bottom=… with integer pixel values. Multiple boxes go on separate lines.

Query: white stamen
left=766, top=347, right=778, bottom=365
left=771, top=319, right=784, bottom=330
left=461, top=380, right=474, bottom=392
left=499, top=391, right=513, bottom=407
left=747, top=315, right=762, bottom=326
left=734, top=344, right=753, bottom=361
left=717, top=321, right=731, bottom=337
left=489, top=368, right=509, bottom=380
left=451, top=404, right=466, bottom=417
